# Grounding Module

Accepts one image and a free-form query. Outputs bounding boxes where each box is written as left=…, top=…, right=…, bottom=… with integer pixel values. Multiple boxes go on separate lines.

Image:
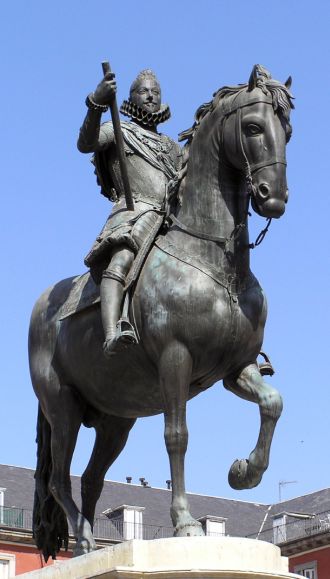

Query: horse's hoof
left=174, top=521, right=205, bottom=537
left=228, top=459, right=263, bottom=490
left=228, top=458, right=248, bottom=489
left=73, top=539, right=97, bottom=557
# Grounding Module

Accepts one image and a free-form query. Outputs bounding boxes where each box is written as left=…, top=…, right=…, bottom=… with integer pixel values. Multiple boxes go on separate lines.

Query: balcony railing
left=0, top=506, right=174, bottom=542
left=0, top=506, right=32, bottom=530
left=93, top=517, right=173, bottom=541
left=247, top=510, right=330, bottom=545
left=0, top=506, right=227, bottom=543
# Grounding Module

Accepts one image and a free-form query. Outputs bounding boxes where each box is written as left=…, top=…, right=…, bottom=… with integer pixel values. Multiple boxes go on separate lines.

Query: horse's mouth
left=251, top=193, right=286, bottom=219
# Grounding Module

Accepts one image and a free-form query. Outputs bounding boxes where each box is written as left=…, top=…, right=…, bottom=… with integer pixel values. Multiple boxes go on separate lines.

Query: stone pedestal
left=19, top=537, right=302, bottom=578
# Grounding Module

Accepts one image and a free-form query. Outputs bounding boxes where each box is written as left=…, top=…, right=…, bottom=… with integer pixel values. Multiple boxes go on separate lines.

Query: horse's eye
left=246, top=123, right=263, bottom=136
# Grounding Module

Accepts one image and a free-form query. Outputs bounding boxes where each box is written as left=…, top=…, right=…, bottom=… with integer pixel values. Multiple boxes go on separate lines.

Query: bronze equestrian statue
left=29, top=64, right=294, bottom=560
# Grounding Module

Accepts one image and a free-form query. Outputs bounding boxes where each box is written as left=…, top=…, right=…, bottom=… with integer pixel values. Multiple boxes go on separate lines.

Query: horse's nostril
left=258, top=183, right=270, bottom=199
left=284, top=189, right=289, bottom=204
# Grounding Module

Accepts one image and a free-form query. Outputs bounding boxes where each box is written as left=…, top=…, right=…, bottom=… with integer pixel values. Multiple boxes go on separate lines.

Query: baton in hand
left=102, top=61, right=134, bottom=211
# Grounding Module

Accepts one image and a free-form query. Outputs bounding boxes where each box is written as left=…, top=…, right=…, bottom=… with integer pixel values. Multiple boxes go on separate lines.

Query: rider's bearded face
left=131, top=79, right=161, bottom=113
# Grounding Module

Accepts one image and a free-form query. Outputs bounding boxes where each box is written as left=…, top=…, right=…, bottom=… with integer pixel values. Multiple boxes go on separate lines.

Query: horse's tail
left=33, top=405, right=69, bottom=562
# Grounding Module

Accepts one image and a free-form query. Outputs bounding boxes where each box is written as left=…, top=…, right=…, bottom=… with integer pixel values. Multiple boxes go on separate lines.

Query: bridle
left=168, top=95, right=287, bottom=250
left=232, top=98, right=287, bottom=248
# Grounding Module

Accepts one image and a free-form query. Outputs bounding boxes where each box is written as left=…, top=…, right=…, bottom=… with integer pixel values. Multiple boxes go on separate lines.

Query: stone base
left=19, top=537, right=302, bottom=578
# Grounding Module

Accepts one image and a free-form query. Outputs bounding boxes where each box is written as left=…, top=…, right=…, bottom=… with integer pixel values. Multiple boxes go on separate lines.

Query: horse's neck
left=172, top=146, right=250, bottom=276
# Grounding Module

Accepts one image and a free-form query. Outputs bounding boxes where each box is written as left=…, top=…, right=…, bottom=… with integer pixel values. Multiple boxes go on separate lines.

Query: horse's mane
left=178, top=64, right=294, bottom=144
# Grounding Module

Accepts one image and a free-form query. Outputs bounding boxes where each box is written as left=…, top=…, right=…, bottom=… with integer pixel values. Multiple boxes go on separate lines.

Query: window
left=0, top=554, right=15, bottom=579
left=0, top=561, right=9, bottom=579
left=198, top=515, right=226, bottom=537
left=294, top=561, right=317, bottom=579
left=103, top=505, right=145, bottom=540
left=273, top=514, right=287, bottom=543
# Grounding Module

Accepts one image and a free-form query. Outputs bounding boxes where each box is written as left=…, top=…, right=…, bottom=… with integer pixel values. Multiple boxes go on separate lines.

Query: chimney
left=166, top=480, right=172, bottom=490
left=126, top=476, right=132, bottom=484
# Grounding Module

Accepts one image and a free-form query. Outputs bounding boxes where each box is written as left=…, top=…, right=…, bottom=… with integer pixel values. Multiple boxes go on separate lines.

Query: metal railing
left=0, top=506, right=227, bottom=542
left=0, top=506, right=173, bottom=542
left=0, top=506, right=33, bottom=530
left=93, top=517, right=173, bottom=541
left=5, top=504, right=326, bottom=546
left=247, top=510, right=330, bottom=545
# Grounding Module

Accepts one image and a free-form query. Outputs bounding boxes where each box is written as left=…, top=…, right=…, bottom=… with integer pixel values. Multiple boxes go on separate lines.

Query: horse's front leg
left=224, top=363, right=283, bottom=490
left=160, top=342, right=204, bottom=537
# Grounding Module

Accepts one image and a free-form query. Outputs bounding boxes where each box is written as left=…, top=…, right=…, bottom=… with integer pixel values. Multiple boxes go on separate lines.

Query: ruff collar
left=120, top=99, right=171, bottom=127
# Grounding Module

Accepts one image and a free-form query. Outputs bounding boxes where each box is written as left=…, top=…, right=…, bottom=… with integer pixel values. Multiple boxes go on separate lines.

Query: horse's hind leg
left=160, top=342, right=204, bottom=537
left=81, top=414, right=135, bottom=527
left=46, top=384, right=96, bottom=556
left=223, top=363, right=283, bottom=490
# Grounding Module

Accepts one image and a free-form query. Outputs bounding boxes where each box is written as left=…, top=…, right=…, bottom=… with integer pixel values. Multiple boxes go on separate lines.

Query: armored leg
left=100, top=246, right=136, bottom=357
left=100, top=210, right=161, bottom=357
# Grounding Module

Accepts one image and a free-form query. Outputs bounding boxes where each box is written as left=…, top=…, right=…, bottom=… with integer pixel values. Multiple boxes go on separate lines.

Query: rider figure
left=78, top=69, right=181, bottom=357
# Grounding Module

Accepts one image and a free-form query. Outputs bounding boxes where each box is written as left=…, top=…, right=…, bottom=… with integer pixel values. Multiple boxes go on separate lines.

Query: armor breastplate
left=107, top=147, right=169, bottom=207
left=100, top=122, right=181, bottom=207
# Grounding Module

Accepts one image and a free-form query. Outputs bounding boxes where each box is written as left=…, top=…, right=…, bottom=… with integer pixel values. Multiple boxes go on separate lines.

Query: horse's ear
left=284, top=76, right=292, bottom=89
left=248, top=65, right=258, bottom=91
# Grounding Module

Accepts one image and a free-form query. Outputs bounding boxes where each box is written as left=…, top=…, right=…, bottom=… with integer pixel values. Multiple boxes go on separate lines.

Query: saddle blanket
left=59, top=272, right=100, bottom=320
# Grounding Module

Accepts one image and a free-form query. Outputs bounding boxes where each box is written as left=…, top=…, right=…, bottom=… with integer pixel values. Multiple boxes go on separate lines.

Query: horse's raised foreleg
left=223, top=363, right=283, bottom=490
left=160, top=342, right=204, bottom=537
left=47, top=384, right=96, bottom=557
left=81, top=414, right=135, bottom=527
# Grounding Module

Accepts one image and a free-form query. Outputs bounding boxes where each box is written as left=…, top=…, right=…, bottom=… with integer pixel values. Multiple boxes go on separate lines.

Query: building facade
left=0, top=465, right=329, bottom=577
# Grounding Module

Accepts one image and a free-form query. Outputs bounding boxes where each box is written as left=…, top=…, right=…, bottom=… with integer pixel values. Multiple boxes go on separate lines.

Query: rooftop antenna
left=278, top=480, right=298, bottom=502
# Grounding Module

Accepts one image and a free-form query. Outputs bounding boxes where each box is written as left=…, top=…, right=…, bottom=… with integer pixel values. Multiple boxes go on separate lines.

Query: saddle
left=59, top=272, right=100, bottom=320
left=59, top=212, right=164, bottom=321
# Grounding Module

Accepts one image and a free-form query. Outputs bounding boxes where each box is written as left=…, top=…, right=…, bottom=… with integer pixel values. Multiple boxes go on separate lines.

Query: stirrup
left=116, top=318, right=138, bottom=345
left=258, top=351, right=275, bottom=376
left=103, top=319, right=138, bottom=358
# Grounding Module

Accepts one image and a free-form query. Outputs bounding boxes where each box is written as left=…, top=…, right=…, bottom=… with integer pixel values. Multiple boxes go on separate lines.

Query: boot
left=100, top=273, right=137, bottom=358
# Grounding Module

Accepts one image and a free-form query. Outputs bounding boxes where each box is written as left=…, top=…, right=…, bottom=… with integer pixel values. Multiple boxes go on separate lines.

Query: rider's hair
left=129, top=70, right=160, bottom=98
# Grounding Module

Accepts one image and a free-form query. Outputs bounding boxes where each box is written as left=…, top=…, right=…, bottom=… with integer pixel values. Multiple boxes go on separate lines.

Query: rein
left=168, top=211, right=269, bottom=251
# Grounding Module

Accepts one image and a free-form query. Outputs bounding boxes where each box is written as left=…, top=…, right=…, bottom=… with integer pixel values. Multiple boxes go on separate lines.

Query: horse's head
left=219, top=65, right=294, bottom=218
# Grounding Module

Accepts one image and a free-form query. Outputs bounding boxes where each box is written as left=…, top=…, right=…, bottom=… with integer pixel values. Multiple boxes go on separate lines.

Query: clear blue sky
left=1, top=0, right=329, bottom=508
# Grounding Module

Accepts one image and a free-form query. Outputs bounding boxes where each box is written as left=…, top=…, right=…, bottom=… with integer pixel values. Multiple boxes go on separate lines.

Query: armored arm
left=77, top=72, right=117, bottom=153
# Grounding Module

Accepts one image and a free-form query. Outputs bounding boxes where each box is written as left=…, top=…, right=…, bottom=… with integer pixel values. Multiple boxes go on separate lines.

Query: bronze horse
left=29, top=65, right=293, bottom=560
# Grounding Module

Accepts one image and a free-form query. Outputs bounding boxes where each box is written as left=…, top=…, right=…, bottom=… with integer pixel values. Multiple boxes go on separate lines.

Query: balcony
left=0, top=505, right=227, bottom=544
left=247, top=510, right=330, bottom=555
left=0, top=505, right=174, bottom=543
